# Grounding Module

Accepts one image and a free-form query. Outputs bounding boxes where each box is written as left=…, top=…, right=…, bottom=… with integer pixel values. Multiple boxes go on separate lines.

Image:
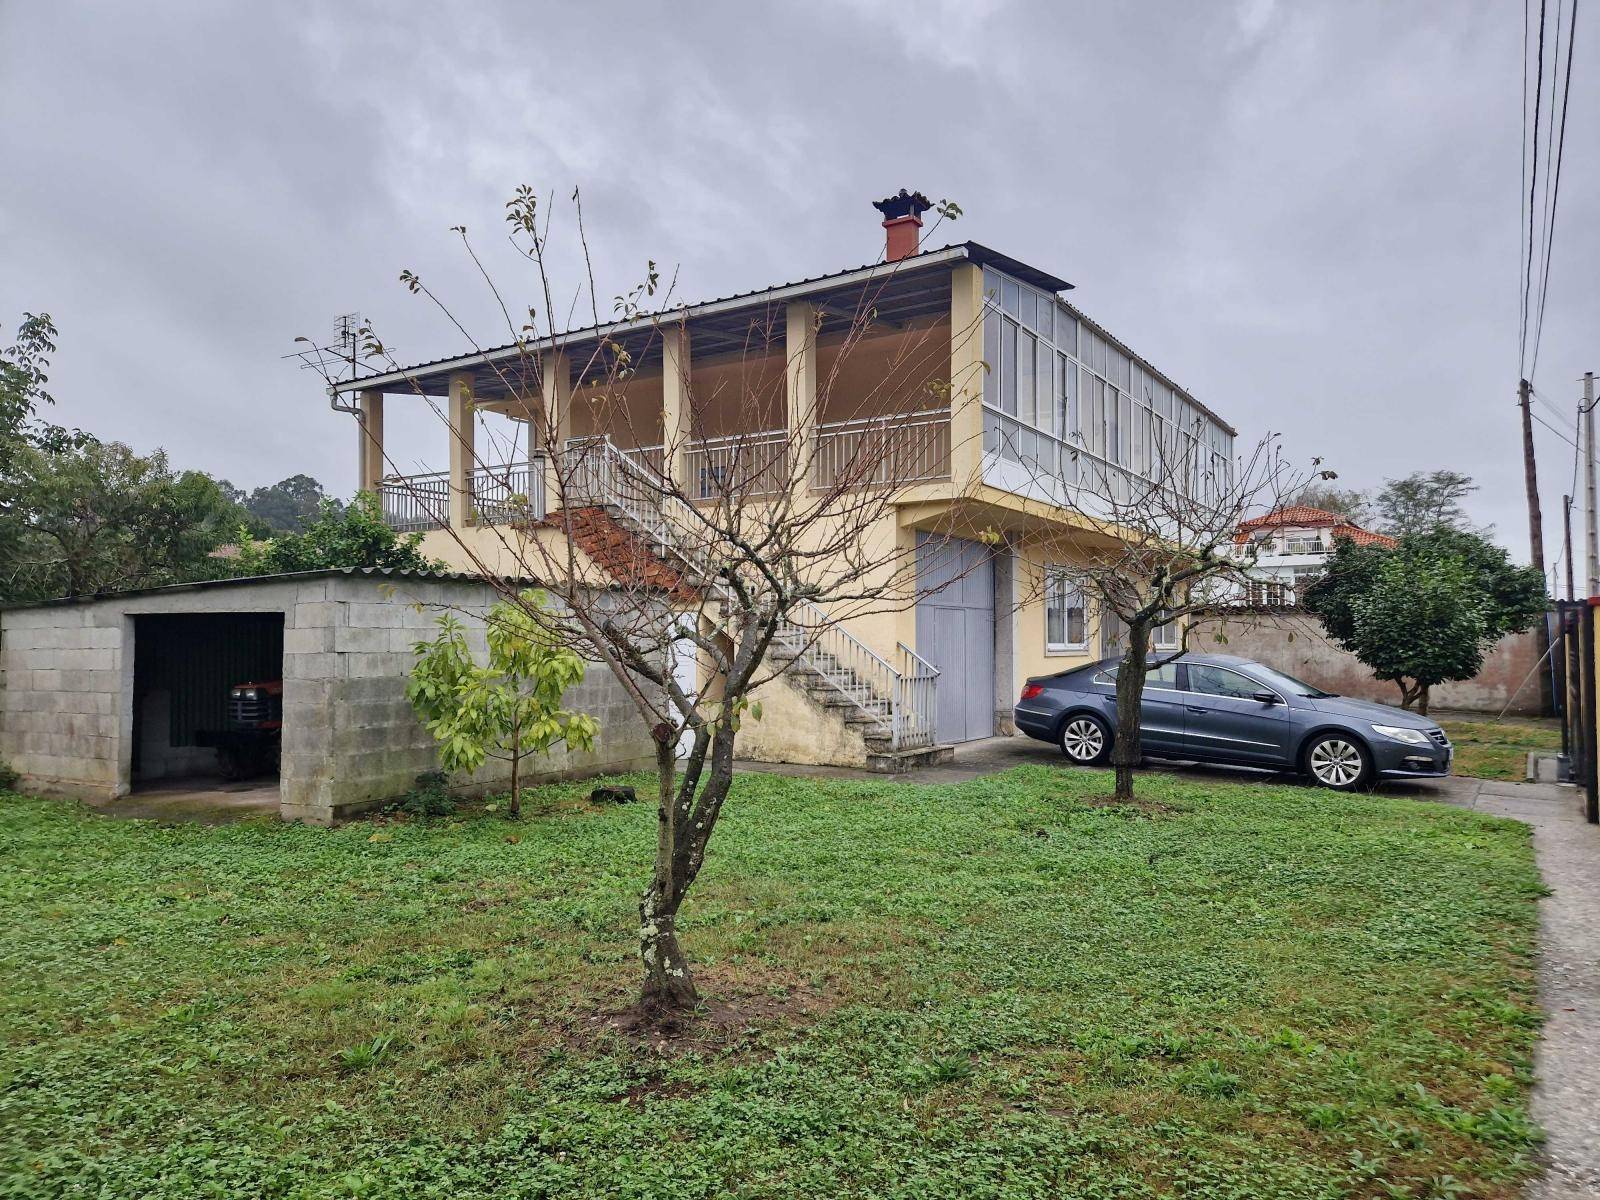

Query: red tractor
left=198, top=680, right=283, bottom=781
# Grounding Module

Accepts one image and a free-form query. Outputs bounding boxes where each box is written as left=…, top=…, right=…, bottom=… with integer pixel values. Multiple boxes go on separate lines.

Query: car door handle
left=1186, top=705, right=1209, bottom=714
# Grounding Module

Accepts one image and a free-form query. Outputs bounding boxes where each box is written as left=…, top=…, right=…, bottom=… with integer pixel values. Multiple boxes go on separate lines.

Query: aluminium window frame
left=1044, top=569, right=1089, bottom=655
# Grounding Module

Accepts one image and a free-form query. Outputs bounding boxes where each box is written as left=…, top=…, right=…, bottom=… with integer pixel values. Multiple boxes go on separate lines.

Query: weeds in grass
left=0, top=767, right=1544, bottom=1198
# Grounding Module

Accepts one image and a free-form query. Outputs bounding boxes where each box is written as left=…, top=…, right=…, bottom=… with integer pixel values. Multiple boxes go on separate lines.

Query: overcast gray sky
left=2, top=0, right=1595, bottom=572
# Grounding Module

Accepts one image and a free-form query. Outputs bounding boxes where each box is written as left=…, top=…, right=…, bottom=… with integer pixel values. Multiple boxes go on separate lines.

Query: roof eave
left=333, top=243, right=994, bottom=396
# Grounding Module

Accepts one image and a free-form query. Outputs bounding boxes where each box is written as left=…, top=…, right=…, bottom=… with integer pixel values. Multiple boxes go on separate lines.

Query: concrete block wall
left=0, top=572, right=660, bottom=823
left=278, top=578, right=660, bottom=823
left=0, top=606, right=123, bottom=796
left=1189, top=610, right=1547, bottom=717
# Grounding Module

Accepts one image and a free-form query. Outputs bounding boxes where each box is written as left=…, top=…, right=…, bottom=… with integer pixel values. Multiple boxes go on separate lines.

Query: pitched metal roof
left=331, top=241, right=1068, bottom=398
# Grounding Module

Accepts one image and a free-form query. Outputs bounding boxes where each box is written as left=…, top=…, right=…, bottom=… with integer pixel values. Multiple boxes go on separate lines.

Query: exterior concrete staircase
left=559, top=438, right=950, bottom=771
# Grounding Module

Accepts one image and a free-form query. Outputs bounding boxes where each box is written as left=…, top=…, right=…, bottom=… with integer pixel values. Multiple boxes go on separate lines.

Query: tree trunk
left=639, top=883, right=697, bottom=1011
left=638, top=735, right=700, bottom=1012
left=508, top=711, right=521, bottom=818
left=1111, top=621, right=1150, bottom=803
left=1416, top=684, right=1431, bottom=717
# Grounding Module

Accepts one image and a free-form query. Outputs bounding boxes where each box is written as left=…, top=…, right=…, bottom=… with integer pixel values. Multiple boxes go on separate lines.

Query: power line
left=1533, top=409, right=1582, bottom=452
left=1536, top=389, right=1581, bottom=437
left=1520, top=0, right=1548, bottom=378
left=1530, top=0, right=1580, bottom=379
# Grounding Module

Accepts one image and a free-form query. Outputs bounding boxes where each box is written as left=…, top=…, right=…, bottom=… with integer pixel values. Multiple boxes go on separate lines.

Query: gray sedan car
left=1013, top=652, right=1452, bottom=789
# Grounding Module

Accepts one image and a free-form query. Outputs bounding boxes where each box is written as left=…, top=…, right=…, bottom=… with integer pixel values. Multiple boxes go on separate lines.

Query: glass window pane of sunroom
left=1001, top=319, right=1018, bottom=416
left=1018, top=331, right=1036, bottom=426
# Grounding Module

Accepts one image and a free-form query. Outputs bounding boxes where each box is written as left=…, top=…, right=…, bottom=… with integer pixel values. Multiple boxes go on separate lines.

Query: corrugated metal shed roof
left=0, top=567, right=539, bottom=612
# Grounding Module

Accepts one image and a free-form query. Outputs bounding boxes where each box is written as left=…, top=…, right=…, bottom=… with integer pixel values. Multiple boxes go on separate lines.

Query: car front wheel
left=1304, top=734, right=1371, bottom=790
left=1059, top=714, right=1113, bottom=766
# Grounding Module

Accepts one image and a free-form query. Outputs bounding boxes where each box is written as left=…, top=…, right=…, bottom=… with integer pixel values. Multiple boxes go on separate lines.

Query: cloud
left=0, top=0, right=1593, bottom=566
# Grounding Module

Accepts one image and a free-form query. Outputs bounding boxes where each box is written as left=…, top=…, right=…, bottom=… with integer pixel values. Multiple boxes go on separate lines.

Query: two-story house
left=329, top=194, right=1237, bottom=767
left=1233, top=505, right=1396, bottom=607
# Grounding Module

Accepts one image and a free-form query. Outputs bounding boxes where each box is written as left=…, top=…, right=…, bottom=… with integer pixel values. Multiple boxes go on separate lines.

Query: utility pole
left=1520, top=379, right=1547, bottom=578
left=1520, top=378, right=1554, bottom=717
left=1584, top=370, right=1597, bottom=597
left=1564, top=495, right=1576, bottom=601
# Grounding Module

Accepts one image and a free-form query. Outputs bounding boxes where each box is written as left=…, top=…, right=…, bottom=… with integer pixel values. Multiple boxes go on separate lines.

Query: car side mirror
left=1252, top=691, right=1278, bottom=705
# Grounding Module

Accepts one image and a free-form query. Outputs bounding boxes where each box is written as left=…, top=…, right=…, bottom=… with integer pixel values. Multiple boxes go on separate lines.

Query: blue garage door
left=915, top=533, right=995, bottom=744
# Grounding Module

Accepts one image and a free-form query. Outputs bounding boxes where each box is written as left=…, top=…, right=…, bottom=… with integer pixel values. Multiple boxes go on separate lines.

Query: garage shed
left=0, top=569, right=657, bottom=823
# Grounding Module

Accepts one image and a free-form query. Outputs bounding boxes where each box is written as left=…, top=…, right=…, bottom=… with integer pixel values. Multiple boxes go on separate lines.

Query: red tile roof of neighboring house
left=550, top=507, right=703, bottom=604
left=1235, top=505, right=1397, bottom=549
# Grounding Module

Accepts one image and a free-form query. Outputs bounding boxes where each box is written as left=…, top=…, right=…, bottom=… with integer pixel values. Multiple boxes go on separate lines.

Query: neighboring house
left=332, top=194, right=1238, bottom=763
left=1231, top=505, right=1396, bottom=607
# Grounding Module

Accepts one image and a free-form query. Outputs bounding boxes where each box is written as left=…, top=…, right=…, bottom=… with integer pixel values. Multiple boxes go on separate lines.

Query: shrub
left=0, top=759, right=19, bottom=791
left=396, top=770, right=454, bottom=820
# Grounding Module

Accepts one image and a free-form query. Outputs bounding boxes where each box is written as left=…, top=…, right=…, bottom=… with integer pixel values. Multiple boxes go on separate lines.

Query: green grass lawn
left=0, top=766, right=1545, bottom=1199
left=1440, top=718, right=1562, bottom=782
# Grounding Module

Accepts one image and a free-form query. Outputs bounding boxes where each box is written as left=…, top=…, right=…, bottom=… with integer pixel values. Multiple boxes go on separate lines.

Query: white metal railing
left=894, top=642, right=940, bottom=751
left=628, top=444, right=666, bottom=480
left=560, top=437, right=704, bottom=566
left=813, top=409, right=951, bottom=491
left=559, top=437, right=938, bottom=753
left=685, top=429, right=789, bottom=500
left=471, top=457, right=546, bottom=525
left=770, top=602, right=938, bottom=751
left=378, top=471, right=449, bottom=533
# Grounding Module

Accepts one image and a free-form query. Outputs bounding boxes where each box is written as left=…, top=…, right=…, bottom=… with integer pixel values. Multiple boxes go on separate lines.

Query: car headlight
left=1372, top=724, right=1432, bottom=746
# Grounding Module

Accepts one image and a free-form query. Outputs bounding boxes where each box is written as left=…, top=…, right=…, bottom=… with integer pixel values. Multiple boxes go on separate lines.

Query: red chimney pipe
left=873, top=189, right=933, bottom=262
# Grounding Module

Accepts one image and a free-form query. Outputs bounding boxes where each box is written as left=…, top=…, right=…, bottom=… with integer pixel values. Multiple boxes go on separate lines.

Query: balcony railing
left=685, top=429, right=789, bottom=499
left=471, top=458, right=545, bottom=525
left=813, top=409, right=951, bottom=491
left=378, top=459, right=546, bottom=533
left=378, top=471, right=449, bottom=533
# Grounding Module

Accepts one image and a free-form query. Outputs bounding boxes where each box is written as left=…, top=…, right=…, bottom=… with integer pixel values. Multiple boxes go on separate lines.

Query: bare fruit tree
left=305, top=186, right=978, bottom=1015
left=1008, top=418, right=1308, bottom=803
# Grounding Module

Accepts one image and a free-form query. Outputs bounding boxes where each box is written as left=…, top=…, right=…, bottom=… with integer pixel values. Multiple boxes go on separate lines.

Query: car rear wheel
left=1059, top=714, right=1112, bottom=766
left=1304, top=734, right=1371, bottom=790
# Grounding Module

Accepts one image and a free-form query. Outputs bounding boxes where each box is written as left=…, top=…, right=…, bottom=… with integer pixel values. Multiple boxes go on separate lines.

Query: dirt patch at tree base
left=565, top=965, right=834, bottom=1059
left=1078, top=794, right=1186, bottom=817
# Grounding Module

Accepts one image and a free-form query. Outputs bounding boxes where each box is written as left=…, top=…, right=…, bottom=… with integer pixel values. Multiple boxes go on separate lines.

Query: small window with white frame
left=1045, top=572, right=1088, bottom=652
left=1152, top=618, right=1179, bottom=650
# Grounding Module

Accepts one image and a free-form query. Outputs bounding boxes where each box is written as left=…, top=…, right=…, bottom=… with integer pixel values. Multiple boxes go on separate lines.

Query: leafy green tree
left=234, top=491, right=442, bottom=575
left=1, top=312, right=56, bottom=462
left=1372, top=470, right=1483, bottom=538
left=1284, top=481, right=1373, bottom=526
left=0, top=435, right=250, bottom=602
left=406, top=591, right=599, bottom=816
left=221, top=473, right=340, bottom=533
left=1303, top=528, right=1547, bottom=713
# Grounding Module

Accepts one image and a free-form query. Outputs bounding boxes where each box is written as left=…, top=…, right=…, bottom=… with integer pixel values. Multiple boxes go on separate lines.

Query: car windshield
left=1244, top=663, right=1334, bottom=698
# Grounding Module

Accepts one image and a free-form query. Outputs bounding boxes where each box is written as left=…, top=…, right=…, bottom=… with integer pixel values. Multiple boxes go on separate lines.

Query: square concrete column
left=947, top=262, right=986, bottom=492
left=661, top=324, right=692, bottom=492
left=448, top=372, right=477, bottom=529
left=785, top=301, right=818, bottom=502
left=541, top=351, right=570, bottom=513
left=357, top=389, right=385, bottom=493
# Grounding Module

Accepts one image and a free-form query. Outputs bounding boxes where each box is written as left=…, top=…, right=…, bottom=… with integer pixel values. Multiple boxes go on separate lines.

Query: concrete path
left=89, top=777, right=281, bottom=823
left=1441, top=778, right=1600, bottom=1199
left=738, top=740, right=1600, bottom=1197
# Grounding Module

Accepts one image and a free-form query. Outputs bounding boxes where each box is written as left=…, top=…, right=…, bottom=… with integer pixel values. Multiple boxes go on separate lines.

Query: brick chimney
left=873, top=189, right=933, bottom=262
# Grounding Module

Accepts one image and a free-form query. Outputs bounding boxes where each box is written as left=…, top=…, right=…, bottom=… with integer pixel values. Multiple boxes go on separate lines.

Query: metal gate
left=1555, top=600, right=1598, bottom=824
left=915, top=533, right=995, bottom=745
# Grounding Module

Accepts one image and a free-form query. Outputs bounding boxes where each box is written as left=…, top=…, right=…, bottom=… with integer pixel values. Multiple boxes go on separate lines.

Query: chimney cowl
left=874, top=189, right=933, bottom=261
left=872, top=189, right=933, bottom=221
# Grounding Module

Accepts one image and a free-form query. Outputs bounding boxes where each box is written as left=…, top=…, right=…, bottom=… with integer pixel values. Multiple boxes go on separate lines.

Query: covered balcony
left=343, top=250, right=976, bottom=538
